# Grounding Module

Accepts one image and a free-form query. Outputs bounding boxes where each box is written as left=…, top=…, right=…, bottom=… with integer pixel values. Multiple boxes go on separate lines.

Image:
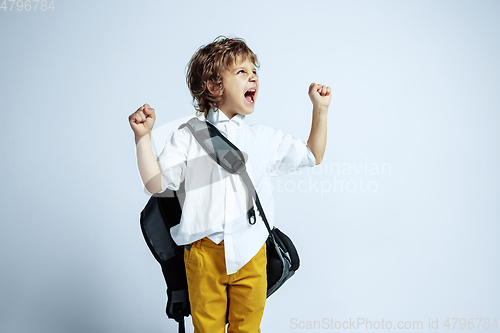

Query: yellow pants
left=184, top=237, right=267, bottom=333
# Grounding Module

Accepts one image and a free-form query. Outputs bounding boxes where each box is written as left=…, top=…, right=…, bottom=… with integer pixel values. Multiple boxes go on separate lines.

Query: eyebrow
left=235, top=67, right=257, bottom=72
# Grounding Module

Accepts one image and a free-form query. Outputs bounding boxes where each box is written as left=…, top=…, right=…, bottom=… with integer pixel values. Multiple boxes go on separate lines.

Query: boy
left=129, top=37, right=330, bottom=333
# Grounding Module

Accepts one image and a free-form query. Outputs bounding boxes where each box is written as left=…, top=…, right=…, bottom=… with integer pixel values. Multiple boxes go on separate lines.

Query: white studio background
left=1, top=0, right=499, bottom=332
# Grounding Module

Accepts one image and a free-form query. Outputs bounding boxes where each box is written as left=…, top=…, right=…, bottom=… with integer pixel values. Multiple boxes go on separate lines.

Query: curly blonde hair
left=186, top=36, right=259, bottom=117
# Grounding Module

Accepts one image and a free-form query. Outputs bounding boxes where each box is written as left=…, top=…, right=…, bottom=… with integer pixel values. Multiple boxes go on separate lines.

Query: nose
left=249, top=72, right=258, bottom=82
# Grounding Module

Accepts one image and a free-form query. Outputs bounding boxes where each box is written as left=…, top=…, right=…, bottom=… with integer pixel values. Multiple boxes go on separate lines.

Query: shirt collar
left=206, top=107, right=246, bottom=129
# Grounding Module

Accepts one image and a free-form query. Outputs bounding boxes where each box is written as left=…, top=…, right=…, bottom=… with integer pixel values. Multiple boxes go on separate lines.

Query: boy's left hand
left=308, top=83, right=332, bottom=110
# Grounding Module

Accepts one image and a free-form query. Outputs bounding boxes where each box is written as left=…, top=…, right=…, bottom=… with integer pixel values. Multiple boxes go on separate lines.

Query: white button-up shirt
left=156, top=108, right=316, bottom=274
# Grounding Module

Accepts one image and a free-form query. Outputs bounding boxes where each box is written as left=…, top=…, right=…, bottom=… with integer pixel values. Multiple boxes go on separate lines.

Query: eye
left=237, top=70, right=245, bottom=74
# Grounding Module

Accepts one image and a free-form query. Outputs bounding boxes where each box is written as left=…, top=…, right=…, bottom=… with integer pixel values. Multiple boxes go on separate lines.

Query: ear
left=207, top=80, right=222, bottom=96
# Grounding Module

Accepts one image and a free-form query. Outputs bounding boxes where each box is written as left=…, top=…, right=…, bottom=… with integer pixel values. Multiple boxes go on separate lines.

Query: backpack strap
left=179, top=118, right=247, bottom=174
left=180, top=118, right=276, bottom=231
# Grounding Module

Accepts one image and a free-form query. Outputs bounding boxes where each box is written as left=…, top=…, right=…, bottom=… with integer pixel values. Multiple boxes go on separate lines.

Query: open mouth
left=244, top=89, right=256, bottom=104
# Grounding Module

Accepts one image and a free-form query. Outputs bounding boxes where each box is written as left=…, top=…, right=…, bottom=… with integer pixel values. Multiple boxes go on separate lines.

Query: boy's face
left=217, top=56, right=258, bottom=119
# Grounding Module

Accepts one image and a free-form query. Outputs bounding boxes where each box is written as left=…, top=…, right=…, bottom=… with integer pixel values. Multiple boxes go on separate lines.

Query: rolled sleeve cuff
left=304, top=144, right=317, bottom=167
left=157, top=156, right=184, bottom=193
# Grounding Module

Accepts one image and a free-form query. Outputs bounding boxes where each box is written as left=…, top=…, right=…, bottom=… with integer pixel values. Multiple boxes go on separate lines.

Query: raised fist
left=308, top=83, right=331, bottom=109
left=129, top=103, right=156, bottom=138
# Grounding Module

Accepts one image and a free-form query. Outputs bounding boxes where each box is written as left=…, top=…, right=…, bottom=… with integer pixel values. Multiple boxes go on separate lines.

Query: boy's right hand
left=129, top=103, right=156, bottom=138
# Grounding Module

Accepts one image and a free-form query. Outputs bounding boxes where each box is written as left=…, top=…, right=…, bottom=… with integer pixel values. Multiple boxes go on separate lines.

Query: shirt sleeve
left=268, top=128, right=316, bottom=177
left=155, top=128, right=190, bottom=193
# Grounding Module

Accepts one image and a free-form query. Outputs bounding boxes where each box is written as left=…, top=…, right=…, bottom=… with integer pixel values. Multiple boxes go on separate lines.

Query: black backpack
left=140, top=118, right=300, bottom=333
